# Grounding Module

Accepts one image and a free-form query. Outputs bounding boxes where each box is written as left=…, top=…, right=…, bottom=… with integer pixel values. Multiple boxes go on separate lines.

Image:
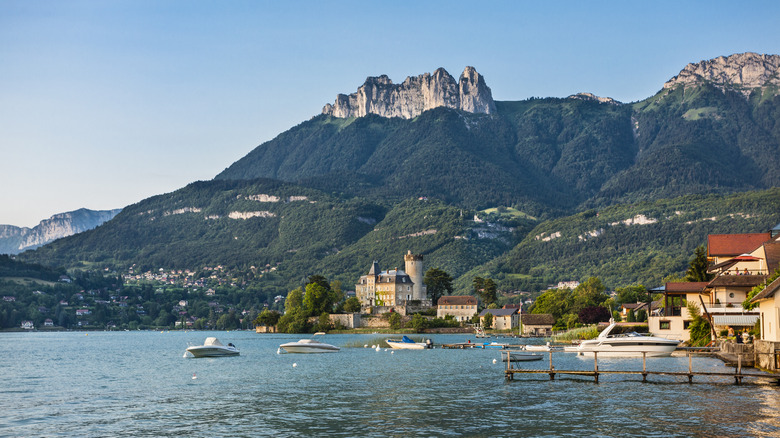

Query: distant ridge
left=664, top=52, right=780, bottom=97
left=0, top=208, right=121, bottom=254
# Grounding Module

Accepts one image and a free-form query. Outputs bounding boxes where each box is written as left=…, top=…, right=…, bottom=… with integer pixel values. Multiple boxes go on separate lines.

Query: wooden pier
left=503, top=350, right=779, bottom=385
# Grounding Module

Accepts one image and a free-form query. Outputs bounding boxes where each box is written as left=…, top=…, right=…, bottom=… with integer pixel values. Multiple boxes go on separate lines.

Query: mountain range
left=15, top=52, right=780, bottom=296
left=0, top=208, right=121, bottom=255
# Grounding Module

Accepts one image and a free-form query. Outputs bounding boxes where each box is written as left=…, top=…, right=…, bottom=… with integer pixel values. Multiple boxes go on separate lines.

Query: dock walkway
left=503, top=350, right=779, bottom=385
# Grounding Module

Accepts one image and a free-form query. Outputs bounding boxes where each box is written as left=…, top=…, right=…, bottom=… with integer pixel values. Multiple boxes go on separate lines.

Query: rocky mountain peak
left=567, top=92, right=620, bottom=105
left=322, top=67, right=496, bottom=119
left=663, top=52, right=780, bottom=97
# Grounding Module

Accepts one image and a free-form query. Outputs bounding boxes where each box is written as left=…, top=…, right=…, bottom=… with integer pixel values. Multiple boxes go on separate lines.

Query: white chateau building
left=355, top=251, right=428, bottom=309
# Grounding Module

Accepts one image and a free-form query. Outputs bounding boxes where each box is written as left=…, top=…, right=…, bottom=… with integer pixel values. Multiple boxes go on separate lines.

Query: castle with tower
left=355, top=250, right=430, bottom=313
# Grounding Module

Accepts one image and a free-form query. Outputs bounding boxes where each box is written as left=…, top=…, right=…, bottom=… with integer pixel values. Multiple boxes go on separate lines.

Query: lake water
left=3, top=331, right=780, bottom=437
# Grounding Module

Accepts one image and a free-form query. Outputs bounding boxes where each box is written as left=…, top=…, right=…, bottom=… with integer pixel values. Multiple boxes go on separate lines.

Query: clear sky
left=2, top=0, right=779, bottom=227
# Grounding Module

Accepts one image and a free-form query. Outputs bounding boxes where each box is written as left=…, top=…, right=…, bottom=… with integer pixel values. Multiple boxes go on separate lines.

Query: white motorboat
left=186, top=337, right=240, bottom=357
left=279, top=333, right=340, bottom=354
left=575, top=322, right=680, bottom=357
left=385, top=336, right=432, bottom=350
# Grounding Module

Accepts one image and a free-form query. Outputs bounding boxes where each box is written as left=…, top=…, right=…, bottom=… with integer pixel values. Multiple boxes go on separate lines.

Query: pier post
left=642, top=352, right=647, bottom=383
left=594, top=352, right=599, bottom=383
left=736, top=354, right=742, bottom=385
left=549, top=350, right=555, bottom=380
left=688, top=351, right=693, bottom=384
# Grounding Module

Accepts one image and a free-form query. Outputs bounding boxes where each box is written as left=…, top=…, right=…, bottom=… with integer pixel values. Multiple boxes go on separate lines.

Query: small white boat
left=279, top=332, right=340, bottom=354
left=575, top=321, right=680, bottom=357
left=503, top=352, right=544, bottom=362
left=524, top=342, right=555, bottom=352
left=186, top=337, right=239, bottom=357
left=386, top=336, right=431, bottom=350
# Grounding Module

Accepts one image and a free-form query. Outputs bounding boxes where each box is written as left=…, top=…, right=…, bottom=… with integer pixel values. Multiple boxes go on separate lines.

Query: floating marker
left=292, top=363, right=297, bottom=368
left=192, top=373, right=197, bottom=380
left=492, top=358, right=497, bottom=364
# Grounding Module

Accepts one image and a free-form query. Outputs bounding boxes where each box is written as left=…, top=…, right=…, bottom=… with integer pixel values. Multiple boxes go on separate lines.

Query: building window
left=729, top=293, right=735, bottom=299
left=683, top=320, right=692, bottom=330
left=659, top=321, right=671, bottom=330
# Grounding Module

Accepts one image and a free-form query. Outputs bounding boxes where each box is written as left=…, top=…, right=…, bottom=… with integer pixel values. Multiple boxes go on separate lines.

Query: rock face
left=567, top=92, right=620, bottom=105
left=0, top=208, right=122, bottom=254
left=322, top=67, right=496, bottom=119
left=664, top=52, right=780, bottom=97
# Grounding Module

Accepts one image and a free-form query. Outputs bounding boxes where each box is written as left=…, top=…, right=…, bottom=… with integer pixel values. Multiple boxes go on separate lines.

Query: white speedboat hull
left=186, top=337, right=239, bottom=357
left=386, top=340, right=426, bottom=350
left=279, top=339, right=340, bottom=353
left=575, top=322, right=680, bottom=357
left=186, top=346, right=240, bottom=357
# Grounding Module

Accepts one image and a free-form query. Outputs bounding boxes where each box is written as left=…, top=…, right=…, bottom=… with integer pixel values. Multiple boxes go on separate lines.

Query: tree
left=483, top=312, right=493, bottom=329
left=388, top=312, right=402, bottom=330
left=685, top=245, right=712, bottom=282
left=424, top=268, right=453, bottom=305
left=615, top=285, right=648, bottom=306
left=482, top=279, right=498, bottom=306
left=255, top=309, right=281, bottom=326
left=578, top=306, right=611, bottom=324
left=626, top=308, right=636, bottom=322
left=285, top=288, right=303, bottom=312
left=636, top=309, right=647, bottom=322
left=302, top=282, right=334, bottom=317
left=343, top=297, right=361, bottom=313
left=472, top=277, right=485, bottom=296
left=686, top=302, right=712, bottom=347
left=531, top=288, right=571, bottom=320
left=410, top=314, right=429, bottom=332
left=571, top=277, right=609, bottom=314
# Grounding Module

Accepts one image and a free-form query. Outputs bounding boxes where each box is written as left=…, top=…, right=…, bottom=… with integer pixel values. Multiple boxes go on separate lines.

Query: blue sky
left=2, top=0, right=779, bottom=227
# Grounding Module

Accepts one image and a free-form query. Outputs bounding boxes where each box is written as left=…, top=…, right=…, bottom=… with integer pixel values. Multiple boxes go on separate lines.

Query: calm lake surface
left=3, top=331, right=780, bottom=437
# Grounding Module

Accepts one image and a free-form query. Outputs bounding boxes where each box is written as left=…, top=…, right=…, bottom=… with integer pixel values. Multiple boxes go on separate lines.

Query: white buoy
left=364, top=344, right=368, bottom=348
left=292, top=363, right=298, bottom=368
left=391, top=351, right=394, bottom=355
left=492, top=358, right=497, bottom=364
left=192, top=373, right=197, bottom=380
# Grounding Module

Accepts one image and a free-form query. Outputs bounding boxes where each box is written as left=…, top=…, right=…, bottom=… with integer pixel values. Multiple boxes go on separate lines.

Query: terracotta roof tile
left=708, top=233, right=771, bottom=257
left=665, top=282, right=709, bottom=293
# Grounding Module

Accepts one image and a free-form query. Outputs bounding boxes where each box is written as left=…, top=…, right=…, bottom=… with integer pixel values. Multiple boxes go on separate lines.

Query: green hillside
left=474, top=188, right=780, bottom=291
left=217, top=88, right=780, bottom=216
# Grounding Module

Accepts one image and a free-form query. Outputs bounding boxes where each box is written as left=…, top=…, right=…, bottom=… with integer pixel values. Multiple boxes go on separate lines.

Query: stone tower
left=404, top=250, right=426, bottom=300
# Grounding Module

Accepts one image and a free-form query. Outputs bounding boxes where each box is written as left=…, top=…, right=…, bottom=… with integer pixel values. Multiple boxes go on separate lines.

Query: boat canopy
left=204, top=337, right=223, bottom=346
left=401, top=335, right=415, bottom=343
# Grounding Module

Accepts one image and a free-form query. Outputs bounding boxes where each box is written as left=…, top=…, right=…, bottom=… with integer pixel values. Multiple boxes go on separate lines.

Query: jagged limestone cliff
left=322, top=66, right=495, bottom=119
left=0, top=208, right=121, bottom=254
left=664, top=52, right=780, bottom=97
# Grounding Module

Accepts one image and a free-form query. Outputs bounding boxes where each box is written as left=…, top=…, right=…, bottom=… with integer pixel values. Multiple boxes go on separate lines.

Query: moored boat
left=186, top=337, right=240, bottom=357
left=279, top=332, right=340, bottom=353
left=503, top=352, right=544, bottom=362
left=575, top=321, right=680, bottom=357
left=386, top=336, right=432, bottom=350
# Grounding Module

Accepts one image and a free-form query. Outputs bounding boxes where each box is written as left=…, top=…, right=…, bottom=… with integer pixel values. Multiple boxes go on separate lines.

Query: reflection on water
left=1, top=331, right=779, bottom=437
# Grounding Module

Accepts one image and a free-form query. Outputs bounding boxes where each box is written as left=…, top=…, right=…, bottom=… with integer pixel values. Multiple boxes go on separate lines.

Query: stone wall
left=255, top=325, right=277, bottom=333
left=754, top=340, right=780, bottom=371
left=329, top=313, right=361, bottom=329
